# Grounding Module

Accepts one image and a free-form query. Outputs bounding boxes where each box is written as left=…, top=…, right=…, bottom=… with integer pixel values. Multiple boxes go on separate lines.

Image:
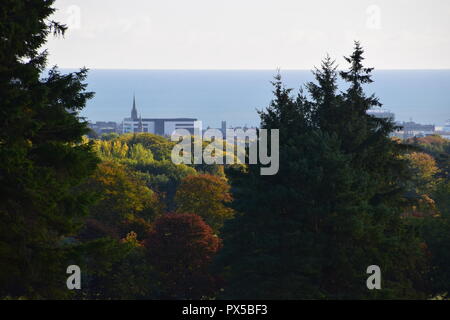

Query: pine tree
left=0, top=1, right=98, bottom=298
left=216, top=42, right=428, bottom=299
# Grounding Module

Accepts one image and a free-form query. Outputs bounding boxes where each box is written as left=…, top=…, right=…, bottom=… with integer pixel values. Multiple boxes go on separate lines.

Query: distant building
left=433, top=119, right=450, bottom=139
left=88, top=121, right=119, bottom=135
left=122, top=94, right=199, bottom=136
left=367, top=109, right=438, bottom=139
left=395, top=121, right=435, bottom=139
left=443, top=119, right=450, bottom=132
left=367, top=109, right=395, bottom=121
left=221, top=120, right=227, bottom=138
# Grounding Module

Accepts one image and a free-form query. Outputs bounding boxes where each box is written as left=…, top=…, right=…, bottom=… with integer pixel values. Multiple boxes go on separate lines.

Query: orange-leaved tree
left=144, top=213, right=221, bottom=299
left=175, top=174, right=234, bottom=232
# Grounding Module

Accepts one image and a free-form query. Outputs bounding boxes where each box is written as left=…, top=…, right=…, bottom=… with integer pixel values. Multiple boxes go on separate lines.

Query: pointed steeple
left=131, top=93, right=138, bottom=120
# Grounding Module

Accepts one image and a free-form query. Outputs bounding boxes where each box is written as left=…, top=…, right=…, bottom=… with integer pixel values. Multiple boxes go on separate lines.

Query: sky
left=46, top=0, right=450, bottom=69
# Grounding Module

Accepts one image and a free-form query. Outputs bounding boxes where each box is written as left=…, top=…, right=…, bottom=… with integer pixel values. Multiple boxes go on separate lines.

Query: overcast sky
left=46, top=0, right=450, bottom=69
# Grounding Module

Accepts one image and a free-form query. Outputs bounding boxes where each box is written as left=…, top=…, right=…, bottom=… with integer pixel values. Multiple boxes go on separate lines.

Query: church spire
left=131, top=93, right=138, bottom=120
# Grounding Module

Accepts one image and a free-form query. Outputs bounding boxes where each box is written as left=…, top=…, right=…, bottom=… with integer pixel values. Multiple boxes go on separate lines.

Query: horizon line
left=50, top=67, right=450, bottom=71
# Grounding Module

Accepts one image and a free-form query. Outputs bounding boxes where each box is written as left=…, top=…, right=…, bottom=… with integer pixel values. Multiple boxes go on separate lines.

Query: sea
left=57, top=69, right=450, bottom=128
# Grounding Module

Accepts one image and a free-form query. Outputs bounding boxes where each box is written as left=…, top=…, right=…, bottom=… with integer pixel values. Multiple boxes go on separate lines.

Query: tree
left=216, top=42, right=428, bottom=299
left=134, top=159, right=197, bottom=211
left=92, top=134, right=197, bottom=210
left=416, top=197, right=450, bottom=298
left=411, top=148, right=450, bottom=297
left=101, top=132, right=120, bottom=141
left=406, top=135, right=450, bottom=181
left=93, top=139, right=154, bottom=165
left=0, top=0, right=98, bottom=298
left=403, top=152, right=440, bottom=216
left=80, top=161, right=161, bottom=240
left=175, top=174, right=234, bottom=232
left=405, top=152, right=439, bottom=190
left=119, top=133, right=175, bottom=161
left=144, top=213, right=221, bottom=299
left=70, top=235, right=160, bottom=300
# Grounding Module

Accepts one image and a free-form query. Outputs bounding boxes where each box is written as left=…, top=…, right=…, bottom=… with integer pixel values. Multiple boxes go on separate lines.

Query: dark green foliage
left=216, top=42, right=428, bottom=299
left=0, top=0, right=98, bottom=298
left=70, top=237, right=160, bottom=300
left=411, top=180, right=450, bottom=297
left=416, top=218, right=450, bottom=297
left=404, top=136, right=450, bottom=297
left=1, top=0, right=444, bottom=300
left=433, top=180, right=450, bottom=218
left=133, top=160, right=196, bottom=209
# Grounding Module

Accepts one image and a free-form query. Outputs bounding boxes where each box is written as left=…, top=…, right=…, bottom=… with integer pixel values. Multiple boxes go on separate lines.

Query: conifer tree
left=216, top=42, right=428, bottom=299
left=0, top=0, right=98, bottom=298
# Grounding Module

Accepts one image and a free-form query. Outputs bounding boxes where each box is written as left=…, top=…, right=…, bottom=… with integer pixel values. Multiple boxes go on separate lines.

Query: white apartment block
left=122, top=95, right=199, bottom=136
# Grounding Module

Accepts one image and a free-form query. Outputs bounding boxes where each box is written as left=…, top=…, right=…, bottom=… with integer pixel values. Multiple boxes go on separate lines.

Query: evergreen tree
left=216, top=42, right=428, bottom=299
left=0, top=0, right=98, bottom=298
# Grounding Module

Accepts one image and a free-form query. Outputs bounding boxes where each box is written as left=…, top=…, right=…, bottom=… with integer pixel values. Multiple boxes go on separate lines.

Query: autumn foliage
left=2, top=0, right=450, bottom=299
left=80, top=161, right=159, bottom=240
left=175, top=174, right=234, bottom=232
left=144, top=213, right=221, bottom=299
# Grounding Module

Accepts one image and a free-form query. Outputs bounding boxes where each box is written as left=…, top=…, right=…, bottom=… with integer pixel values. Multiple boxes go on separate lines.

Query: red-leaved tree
left=144, top=213, right=221, bottom=299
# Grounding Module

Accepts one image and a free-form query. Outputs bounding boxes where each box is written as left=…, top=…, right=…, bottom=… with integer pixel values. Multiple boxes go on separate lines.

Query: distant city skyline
left=46, top=0, right=450, bottom=70
left=76, top=69, right=450, bottom=128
